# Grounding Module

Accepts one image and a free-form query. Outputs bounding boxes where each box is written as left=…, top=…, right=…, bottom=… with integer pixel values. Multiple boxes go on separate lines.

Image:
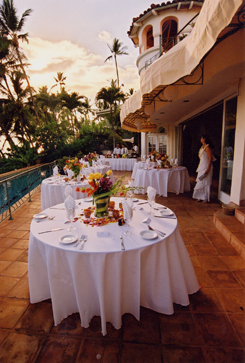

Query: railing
left=144, top=12, right=199, bottom=70
left=0, top=162, right=56, bottom=222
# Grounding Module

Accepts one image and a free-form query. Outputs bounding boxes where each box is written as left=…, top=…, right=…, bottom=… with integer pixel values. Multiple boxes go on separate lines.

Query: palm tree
left=96, top=82, right=125, bottom=149
left=105, top=38, right=128, bottom=87
left=51, top=71, right=66, bottom=91
left=0, top=0, right=40, bottom=124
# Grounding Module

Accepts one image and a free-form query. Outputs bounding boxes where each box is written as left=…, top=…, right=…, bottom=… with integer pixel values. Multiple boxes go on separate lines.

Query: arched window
left=146, top=27, right=154, bottom=49
left=161, top=20, right=177, bottom=51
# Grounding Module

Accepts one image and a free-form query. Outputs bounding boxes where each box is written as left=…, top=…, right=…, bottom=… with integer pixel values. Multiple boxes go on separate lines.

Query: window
left=146, top=27, right=154, bottom=49
left=162, top=20, right=177, bottom=51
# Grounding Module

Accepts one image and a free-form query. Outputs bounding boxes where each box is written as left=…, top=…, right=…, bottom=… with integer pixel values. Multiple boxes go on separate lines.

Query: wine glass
left=124, top=213, right=133, bottom=236
left=67, top=208, right=76, bottom=231
left=127, top=189, right=133, bottom=199
left=148, top=198, right=155, bottom=215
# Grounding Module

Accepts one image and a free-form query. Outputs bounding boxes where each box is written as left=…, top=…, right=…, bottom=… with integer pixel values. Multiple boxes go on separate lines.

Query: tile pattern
left=0, top=171, right=244, bottom=363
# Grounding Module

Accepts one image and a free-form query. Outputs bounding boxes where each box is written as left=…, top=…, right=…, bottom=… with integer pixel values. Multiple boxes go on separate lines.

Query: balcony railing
left=0, top=162, right=55, bottom=223
left=144, top=13, right=199, bottom=71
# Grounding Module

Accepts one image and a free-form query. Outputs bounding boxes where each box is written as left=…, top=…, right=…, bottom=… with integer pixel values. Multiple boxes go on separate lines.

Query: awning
left=120, top=0, right=243, bottom=131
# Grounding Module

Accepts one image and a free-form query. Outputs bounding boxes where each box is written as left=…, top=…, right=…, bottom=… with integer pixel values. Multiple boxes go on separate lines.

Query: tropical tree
left=96, top=81, right=125, bottom=149
left=105, top=38, right=128, bottom=87
left=0, top=0, right=40, bottom=123
left=51, top=71, right=66, bottom=91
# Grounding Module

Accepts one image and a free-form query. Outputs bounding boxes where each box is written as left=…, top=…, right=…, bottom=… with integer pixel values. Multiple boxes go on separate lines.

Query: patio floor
left=0, top=171, right=244, bottom=363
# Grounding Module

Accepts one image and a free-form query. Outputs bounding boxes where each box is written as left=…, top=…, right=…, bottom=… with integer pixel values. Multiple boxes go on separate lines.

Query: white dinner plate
left=140, top=230, right=158, bottom=240
left=59, top=234, right=78, bottom=244
left=132, top=198, right=139, bottom=202
left=84, top=197, right=93, bottom=202
left=33, top=213, right=48, bottom=219
left=160, top=209, right=174, bottom=216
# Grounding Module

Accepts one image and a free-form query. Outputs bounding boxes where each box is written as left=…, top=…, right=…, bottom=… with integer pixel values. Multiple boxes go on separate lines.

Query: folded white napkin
left=64, top=185, right=73, bottom=198
left=157, top=159, right=161, bottom=166
left=53, top=165, right=58, bottom=176
left=67, top=169, right=74, bottom=179
left=147, top=186, right=156, bottom=202
left=64, top=195, right=76, bottom=220
left=146, top=159, right=150, bottom=166
left=174, top=158, right=178, bottom=166
left=122, top=199, right=133, bottom=220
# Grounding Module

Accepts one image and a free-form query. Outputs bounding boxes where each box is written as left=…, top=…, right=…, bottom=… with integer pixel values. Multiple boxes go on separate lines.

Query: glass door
left=218, top=96, right=237, bottom=204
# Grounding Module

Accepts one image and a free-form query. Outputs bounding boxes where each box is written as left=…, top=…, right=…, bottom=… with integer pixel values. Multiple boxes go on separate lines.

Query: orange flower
left=75, top=187, right=80, bottom=192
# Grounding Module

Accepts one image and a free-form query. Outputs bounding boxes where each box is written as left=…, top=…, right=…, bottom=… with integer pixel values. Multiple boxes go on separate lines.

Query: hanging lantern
left=164, top=86, right=179, bottom=101
left=144, top=103, right=155, bottom=115
left=134, top=119, right=143, bottom=130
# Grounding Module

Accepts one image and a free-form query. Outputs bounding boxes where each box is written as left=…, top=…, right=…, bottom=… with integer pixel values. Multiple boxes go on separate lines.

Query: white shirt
left=133, top=145, right=138, bottom=152
left=113, top=147, right=121, bottom=154
left=121, top=147, right=128, bottom=155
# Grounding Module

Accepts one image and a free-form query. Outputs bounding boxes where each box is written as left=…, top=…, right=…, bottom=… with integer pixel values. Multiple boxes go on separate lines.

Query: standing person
left=121, top=144, right=128, bottom=155
left=132, top=143, right=138, bottom=154
left=193, top=134, right=215, bottom=203
left=113, top=143, right=121, bottom=157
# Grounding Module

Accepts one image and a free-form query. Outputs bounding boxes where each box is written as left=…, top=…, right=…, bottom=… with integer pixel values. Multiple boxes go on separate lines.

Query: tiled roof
left=127, top=0, right=204, bottom=37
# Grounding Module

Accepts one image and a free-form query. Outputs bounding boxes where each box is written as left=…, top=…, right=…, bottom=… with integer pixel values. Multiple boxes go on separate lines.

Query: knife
left=137, top=202, right=148, bottom=205
left=120, top=235, right=125, bottom=250
left=38, top=228, right=64, bottom=234
left=155, top=215, right=176, bottom=219
left=49, top=207, right=66, bottom=210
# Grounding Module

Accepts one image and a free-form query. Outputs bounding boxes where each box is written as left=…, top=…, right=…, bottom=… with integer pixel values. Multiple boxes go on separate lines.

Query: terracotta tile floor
left=0, top=171, right=244, bottom=363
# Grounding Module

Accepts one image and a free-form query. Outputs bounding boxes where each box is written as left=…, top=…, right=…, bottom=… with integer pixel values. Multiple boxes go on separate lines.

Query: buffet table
left=133, top=166, right=191, bottom=196
left=107, top=158, right=137, bottom=171
left=29, top=197, right=199, bottom=335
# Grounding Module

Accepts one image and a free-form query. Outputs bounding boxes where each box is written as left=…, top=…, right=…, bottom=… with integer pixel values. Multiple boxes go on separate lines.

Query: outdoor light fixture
left=144, top=104, right=155, bottom=116
left=164, top=86, right=179, bottom=101
left=134, top=119, right=143, bottom=130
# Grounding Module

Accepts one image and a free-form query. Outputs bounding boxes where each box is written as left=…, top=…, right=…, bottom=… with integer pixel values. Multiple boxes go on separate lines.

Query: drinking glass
left=124, top=214, right=133, bottom=236
left=67, top=208, right=76, bottom=231
left=148, top=198, right=155, bottom=215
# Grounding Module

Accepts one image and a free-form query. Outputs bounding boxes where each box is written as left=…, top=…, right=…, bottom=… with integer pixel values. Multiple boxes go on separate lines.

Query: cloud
left=21, top=37, right=140, bottom=101
left=97, top=31, right=111, bottom=42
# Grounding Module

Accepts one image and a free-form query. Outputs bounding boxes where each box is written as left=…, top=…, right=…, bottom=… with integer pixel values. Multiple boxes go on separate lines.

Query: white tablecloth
left=29, top=197, right=199, bottom=335
left=133, top=166, right=191, bottom=196
left=132, top=161, right=156, bottom=179
left=41, top=177, right=90, bottom=210
left=107, top=158, right=137, bottom=171
left=83, top=165, right=114, bottom=180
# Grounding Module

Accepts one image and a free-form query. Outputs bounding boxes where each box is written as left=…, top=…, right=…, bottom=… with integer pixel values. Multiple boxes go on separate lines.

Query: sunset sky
left=16, top=0, right=161, bottom=104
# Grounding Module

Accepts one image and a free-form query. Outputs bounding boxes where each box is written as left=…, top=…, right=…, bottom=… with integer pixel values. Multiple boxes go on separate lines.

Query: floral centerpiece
left=122, top=154, right=128, bottom=159
left=157, top=154, right=169, bottom=168
left=149, top=150, right=159, bottom=162
left=83, top=152, right=97, bottom=166
left=64, top=158, right=85, bottom=177
left=76, top=171, right=132, bottom=217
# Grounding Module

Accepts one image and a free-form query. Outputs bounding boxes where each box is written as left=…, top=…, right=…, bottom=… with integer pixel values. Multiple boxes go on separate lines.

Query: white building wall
left=231, top=76, right=245, bottom=205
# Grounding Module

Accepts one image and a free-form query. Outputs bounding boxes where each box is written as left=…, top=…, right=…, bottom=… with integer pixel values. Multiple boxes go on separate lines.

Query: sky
left=15, top=0, right=162, bottom=106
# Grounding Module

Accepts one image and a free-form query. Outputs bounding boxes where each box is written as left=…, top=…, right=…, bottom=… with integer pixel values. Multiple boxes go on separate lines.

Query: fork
left=79, top=235, right=87, bottom=250
left=74, top=234, right=84, bottom=247
left=148, top=225, right=166, bottom=237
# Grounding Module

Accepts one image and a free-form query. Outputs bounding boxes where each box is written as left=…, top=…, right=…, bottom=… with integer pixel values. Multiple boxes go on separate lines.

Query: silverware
left=74, top=234, right=84, bottom=247
left=154, top=215, right=176, bottom=219
left=79, top=235, right=87, bottom=250
left=49, top=207, right=66, bottom=210
left=38, top=228, right=64, bottom=234
left=148, top=225, right=166, bottom=236
left=120, top=235, right=125, bottom=250
left=137, top=202, right=148, bottom=205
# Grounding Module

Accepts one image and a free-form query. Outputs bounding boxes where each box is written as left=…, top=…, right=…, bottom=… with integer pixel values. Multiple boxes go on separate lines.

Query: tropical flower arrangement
left=157, top=153, right=170, bottom=168
left=76, top=170, right=128, bottom=198
left=122, top=154, right=128, bottom=159
left=64, top=158, right=85, bottom=177
left=83, top=152, right=97, bottom=166
left=149, top=150, right=160, bottom=161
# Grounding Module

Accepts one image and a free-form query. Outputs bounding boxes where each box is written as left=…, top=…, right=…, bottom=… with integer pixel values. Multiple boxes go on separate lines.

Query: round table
left=133, top=166, right=191, bottom=196
left=28, top=197, right=199, bottom=335
left=41, top=177, right=90, bottom=210
left=132, top=161, right=156, bottom=179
